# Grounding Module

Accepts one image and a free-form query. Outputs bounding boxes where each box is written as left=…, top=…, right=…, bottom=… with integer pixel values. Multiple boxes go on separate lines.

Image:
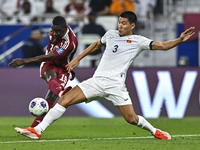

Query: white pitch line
left=1, top=134, right=200, bottom=144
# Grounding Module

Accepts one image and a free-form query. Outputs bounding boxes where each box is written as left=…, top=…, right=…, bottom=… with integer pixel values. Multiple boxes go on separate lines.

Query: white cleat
left=15, top=127, right=41, bottom=140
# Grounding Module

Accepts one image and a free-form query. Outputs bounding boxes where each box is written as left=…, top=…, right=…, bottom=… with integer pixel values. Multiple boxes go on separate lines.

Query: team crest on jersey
left=127, top=40, right=131, bottom=43
left=56, top=48, right=65, bottom=54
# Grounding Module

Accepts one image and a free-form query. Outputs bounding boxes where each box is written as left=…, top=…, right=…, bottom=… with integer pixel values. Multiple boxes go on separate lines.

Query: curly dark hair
left=52, top=16, right=67, bottom=27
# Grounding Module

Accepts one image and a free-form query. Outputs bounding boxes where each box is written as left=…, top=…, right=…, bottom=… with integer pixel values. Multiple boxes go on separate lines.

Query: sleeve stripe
left=100, top=39, right=106, bottom=45
left=62, top=40, right=69, bottom=50
left=149, top=41, right=153, bottom=50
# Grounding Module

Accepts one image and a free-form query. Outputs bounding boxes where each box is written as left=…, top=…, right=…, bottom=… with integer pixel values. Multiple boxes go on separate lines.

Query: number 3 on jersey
left=113, top=45, right=118, bottom=53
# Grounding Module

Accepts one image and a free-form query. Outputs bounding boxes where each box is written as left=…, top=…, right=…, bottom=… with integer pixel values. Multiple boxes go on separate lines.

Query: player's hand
left=65, top=58, right=80, bottom=73
left=8, top=58, right=25, bottom=68
left=179, top=27, right=195, bottom=42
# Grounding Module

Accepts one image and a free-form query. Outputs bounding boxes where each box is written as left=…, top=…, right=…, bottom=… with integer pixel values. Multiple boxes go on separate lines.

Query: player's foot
left=15, top=127, right=41, bottom=140
left=154, top=129, right=171, bottom=140
left=61, top=86, right=72, bottom=96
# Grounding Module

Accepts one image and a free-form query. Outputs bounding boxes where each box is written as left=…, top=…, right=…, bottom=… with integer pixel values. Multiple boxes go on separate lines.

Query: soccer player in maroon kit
left=9, top=16, right=78, bottom=127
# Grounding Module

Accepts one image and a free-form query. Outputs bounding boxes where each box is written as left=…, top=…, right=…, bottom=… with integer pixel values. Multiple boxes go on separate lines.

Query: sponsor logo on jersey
left=56, top=48, right=65, bottom=54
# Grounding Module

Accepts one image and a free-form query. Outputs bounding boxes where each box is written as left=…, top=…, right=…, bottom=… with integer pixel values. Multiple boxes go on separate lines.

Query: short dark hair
left=52, top=16, right=67, bottom=27
left=120, top=11, right=137, bottom=24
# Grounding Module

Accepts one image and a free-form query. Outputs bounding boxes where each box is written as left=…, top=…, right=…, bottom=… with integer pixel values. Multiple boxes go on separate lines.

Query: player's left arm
left=151, top=27, right=195, bottom=51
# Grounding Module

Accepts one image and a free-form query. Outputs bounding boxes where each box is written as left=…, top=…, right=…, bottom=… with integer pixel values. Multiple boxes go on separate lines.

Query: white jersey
left=93, top=30, right=153, bottom=80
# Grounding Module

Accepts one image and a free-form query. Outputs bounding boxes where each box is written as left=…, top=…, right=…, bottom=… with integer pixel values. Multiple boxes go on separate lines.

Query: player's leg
left=44, top=69, right=67, bottom=97
left=30, top=90, right=57, bottom=127
left=45, top=69, right=72, bottom=97
left=30, top=68, right=71, bottom=127
left=40, top=63, right=66, bottom=97
left=30, top=69, right=61, bottom=127
left=15, top=78, right=101, bottom=139
left=24, top=86, right=87, bottom=139
left=117, top=105, right=156, bottom=132
left=117, top=105, right=171, bottom=140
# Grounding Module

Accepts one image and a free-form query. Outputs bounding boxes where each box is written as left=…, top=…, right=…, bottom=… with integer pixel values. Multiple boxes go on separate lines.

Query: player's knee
left=58, top=93, right=77, bottom=107
left=125, top=115, right=139, bottom=125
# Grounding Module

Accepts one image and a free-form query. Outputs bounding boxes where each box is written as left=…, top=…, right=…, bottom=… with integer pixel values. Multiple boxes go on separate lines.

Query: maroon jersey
left=40, top=25, right=78, bottom=88
left=46, top=24, right=78, bottom=67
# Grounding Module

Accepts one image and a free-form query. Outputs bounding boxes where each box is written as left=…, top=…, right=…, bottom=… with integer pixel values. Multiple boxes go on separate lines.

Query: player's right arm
left=8, top=51, right=57, bottom=68
left=66, top=40, right=103, bottom=73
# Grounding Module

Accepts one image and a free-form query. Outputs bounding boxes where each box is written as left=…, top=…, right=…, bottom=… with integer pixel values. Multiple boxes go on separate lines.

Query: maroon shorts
left=40, top=62, right=75, bottom=89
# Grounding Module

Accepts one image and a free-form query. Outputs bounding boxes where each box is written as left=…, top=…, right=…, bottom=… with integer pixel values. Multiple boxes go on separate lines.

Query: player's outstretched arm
left=66, top=40, right=103, bottom=73
left=8, top=51, right=57, bottom=68
left=152, top=27, right=195, bottom=51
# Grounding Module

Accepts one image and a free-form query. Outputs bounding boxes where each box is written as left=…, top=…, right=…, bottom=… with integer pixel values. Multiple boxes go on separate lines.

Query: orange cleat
left=15, top=127, right=41, bottom=140
left=154, top=129, right=171, bottom=140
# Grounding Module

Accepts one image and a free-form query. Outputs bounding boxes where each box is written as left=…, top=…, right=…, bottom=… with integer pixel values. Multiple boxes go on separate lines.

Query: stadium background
left=0, top=0, right=200, bottom=118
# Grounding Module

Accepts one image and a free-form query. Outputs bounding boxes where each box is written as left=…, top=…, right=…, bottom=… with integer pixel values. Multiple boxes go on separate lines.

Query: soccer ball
left=29, top=98, right=49, bottom=117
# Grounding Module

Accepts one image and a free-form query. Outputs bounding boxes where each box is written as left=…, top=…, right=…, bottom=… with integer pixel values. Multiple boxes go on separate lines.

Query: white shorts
left=78, top=76, right=132, bottom=106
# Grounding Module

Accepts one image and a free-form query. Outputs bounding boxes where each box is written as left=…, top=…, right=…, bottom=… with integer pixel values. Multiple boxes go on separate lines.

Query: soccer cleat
left=15, top=127, right=41, bottom=140
left=154, top=129, right=171, bottom=140
left=61, top=86, right=72, bottom=96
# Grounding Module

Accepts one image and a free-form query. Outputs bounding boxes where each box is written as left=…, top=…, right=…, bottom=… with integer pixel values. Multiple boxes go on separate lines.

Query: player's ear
left=131, top=23, right=135, bottom=30
left=64, top=26, right=68, bottom=32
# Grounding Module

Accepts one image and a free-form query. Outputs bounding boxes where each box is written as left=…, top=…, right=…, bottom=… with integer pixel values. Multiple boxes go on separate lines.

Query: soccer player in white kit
left=15, top=11, right=195, bottom=140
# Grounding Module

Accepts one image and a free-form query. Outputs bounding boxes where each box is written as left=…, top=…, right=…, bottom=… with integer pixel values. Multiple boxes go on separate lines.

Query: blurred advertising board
left=1, top=67, right=200, bottom=118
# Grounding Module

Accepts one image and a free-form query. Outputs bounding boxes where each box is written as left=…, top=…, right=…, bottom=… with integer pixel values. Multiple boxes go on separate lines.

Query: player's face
left=118, top=17, right=135, bottom=36
left=51, top=25, right=67, bottom=40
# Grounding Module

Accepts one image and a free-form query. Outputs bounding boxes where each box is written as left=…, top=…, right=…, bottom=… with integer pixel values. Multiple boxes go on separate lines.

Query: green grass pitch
left=0, top=117, right=200, bottom=150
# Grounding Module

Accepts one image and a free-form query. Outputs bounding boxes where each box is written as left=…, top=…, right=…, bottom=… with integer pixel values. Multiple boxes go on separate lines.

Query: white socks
left=137, top=115, right=156, bottom=135
left=34, top=103, right=66, bottom=134
left=34, top=105, right=156, bottom=135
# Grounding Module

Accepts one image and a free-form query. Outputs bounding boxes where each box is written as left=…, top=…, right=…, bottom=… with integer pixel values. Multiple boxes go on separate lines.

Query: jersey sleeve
left=100, top=30, right=110, bottom=45
left=138, top=35, right=153, bottom=50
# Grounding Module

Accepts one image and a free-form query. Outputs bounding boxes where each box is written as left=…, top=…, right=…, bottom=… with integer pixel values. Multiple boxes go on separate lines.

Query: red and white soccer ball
left=29, top=98, right=49, bottom=117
